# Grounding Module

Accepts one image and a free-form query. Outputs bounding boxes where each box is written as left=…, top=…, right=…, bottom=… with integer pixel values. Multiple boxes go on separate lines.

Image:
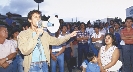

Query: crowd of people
left=0, top=9, right=133, bottom=72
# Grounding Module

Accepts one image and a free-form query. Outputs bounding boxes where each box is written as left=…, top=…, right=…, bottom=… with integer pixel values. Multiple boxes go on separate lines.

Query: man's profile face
left=0, top=27, right=8, bottom=38
left=28, top=13, right=41, bottom=27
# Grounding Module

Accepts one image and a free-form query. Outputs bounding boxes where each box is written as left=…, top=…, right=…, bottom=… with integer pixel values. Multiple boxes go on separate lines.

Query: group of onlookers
left=0, top=9, right=133, bottom=72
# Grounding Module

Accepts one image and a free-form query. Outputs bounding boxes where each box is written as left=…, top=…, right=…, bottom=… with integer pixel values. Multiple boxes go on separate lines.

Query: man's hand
left=70, top=31, right=78, bottom=37
left=0, top=58, right=6, bottom=65
left=51, top=54, right=57, bottom=61
left=36, top=28, right=43, bottom=36
left=16, top=48, right=19, bottom=53
left=71, top=52, right=73, bottom=57
left=100, top=67, right=106, bottom=72
left=1, top=62, right=9, bottom=68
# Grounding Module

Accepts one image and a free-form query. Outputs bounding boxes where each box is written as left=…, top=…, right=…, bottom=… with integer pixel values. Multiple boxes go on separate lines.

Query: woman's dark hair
left=87, top=52, right=96, bottom=62
left=11, top=28, right=20, bottom=38
left=103, top=33, right=117, bottom=46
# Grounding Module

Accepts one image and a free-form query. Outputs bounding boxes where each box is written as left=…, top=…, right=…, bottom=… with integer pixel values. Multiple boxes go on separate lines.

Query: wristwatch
left=6, top=58, right=8, bottom=61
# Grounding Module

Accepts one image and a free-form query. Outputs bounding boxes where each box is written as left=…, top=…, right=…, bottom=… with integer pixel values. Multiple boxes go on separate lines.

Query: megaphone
left=36, top=17, right=60, bottom=33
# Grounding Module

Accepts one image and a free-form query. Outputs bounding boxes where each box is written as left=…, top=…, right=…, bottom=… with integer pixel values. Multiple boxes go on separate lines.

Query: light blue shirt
left=82, top=60, right=100, bottom=72
left=32, top=32, right=46, bottom=62
left=86, top=62, right=100, bottom=72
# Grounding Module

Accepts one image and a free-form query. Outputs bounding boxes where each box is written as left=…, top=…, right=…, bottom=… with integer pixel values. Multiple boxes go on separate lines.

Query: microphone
left=36, top=16, right=60, bottom=33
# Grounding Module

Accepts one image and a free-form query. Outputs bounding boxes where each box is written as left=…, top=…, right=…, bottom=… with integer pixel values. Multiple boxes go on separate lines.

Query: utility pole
left=34, top=0, right=44, bottom=11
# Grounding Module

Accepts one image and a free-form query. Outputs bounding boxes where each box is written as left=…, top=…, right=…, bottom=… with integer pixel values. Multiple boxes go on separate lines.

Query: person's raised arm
left=47, top=31, right=77, bottom=45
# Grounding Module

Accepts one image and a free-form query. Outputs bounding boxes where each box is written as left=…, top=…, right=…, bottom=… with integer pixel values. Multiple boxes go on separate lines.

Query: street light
left=34, top=0, right=44, bottom=11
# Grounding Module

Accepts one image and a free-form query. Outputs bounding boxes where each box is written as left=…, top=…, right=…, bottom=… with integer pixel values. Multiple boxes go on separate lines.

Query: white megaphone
left=36, top=16, right=60, bottom=33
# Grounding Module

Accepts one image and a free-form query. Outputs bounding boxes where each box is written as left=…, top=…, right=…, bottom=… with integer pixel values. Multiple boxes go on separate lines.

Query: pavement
left=56, top=62, right=81, bottom=72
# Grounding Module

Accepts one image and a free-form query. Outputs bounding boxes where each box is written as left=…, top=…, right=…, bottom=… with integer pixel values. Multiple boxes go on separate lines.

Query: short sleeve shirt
left=91, top=32, right=103, bottom=43
left=0, top=39, right=16, bottom=64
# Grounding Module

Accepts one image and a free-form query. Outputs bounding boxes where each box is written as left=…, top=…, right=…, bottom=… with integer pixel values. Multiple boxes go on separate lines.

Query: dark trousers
left=64, top=47, right=72, bottom=72
left=121, top=44, right=133, bottom=72
left=78, top=43, right=89, bottom=68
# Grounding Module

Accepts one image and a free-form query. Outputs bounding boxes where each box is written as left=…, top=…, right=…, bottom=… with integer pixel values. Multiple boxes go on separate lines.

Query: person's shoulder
left=86, top=62, right=100, bottom=72
left=121, top=28, right=126, bottom=32
left=5, top=18, right=8, bottom=20
left=4, top=39, right=10, bottom=43
left=101, top=45, right=105, bottom=49
left=99, top=32, right=103, bottom=34
left=92, top=32, right=96, bottom=35
left=86, top=27, right=89, bottom=30
left=43, top=31, right=51, bottom=36
left=5, top=39, right=14, bottom=45
left=131, top=28, right=133, bottom=31
left=111, top=45, right=119, bottom=51
left=88, top=62, right=99, bottom=66
left=91, top=32, right=95, bottom=36
left=19, top=29, right=32, bottom=37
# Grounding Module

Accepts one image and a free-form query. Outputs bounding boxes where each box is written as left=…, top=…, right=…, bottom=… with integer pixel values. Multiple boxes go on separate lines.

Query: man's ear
left=28, top=19, right=31, bottom=23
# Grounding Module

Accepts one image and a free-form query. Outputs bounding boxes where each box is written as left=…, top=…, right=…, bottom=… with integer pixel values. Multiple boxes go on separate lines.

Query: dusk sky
left=0, top=0, right=133, bottom=23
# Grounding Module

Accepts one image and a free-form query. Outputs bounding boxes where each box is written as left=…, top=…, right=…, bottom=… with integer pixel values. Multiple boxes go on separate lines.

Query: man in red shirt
left=121, top=17, right=133, bottom=72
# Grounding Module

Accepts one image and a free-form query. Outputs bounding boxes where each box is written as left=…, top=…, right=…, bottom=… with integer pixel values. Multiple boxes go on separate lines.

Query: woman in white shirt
left=98, top=33, right=122, bottom=72
left=91, top=25, right=104, bottom=56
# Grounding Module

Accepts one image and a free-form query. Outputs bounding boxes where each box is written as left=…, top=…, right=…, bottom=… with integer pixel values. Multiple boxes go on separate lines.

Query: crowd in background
left=0, top=10, right=133, bottom=72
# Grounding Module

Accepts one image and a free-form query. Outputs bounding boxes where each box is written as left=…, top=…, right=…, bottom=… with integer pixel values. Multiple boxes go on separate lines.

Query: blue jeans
left=121, top=44, right=133, bottom=72
left=78, top=43, right=89, bottom=68
left=51, top=52, right=64, bottom=72
left=12, top=54, right=24, bottom=72
left=0, top=63, right=13, bottom=72
left=91, top=43, right=99, bottom=56
left=64, top=47, right=72, bottom=72
left=29, top=61, right=48, bottom=72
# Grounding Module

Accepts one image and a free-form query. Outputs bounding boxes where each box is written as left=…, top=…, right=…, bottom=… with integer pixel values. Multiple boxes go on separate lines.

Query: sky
left=0, top=0, right=133, bottom=23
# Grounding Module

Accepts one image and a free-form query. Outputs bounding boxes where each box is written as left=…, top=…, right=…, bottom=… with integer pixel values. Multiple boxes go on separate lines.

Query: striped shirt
left=121, top=28, right=133, bottom=44
left=77, top=30, right=89, bottom=44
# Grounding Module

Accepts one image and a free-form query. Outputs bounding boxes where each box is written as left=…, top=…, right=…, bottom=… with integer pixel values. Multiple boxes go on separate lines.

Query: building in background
left=100, top=18, right=114, bottom=23
left=126, top=6, right=133, bottom=17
